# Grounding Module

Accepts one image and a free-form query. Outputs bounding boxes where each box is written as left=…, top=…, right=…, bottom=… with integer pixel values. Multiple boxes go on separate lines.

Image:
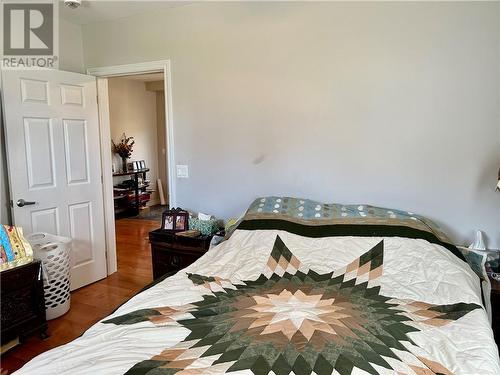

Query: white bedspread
left=15, top=230, right=500, bottom=375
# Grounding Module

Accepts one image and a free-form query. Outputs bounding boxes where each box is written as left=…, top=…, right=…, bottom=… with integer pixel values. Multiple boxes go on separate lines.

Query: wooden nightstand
left=1, top=260, right=48, bottom=346
left=489, top=276, right=500, bottom=344
left=149, top=229, right=212, bottom=280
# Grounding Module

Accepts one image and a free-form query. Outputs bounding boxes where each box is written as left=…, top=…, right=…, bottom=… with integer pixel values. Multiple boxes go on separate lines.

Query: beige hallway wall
left=108, top=77, right=159, bottom=206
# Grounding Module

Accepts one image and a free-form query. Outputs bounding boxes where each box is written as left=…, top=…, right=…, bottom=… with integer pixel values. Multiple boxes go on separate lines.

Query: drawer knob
left=170, top=255, right=181, bottom=267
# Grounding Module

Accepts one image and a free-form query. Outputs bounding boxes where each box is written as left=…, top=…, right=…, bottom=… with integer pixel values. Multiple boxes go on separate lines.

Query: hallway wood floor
left=1, top=219, right=160, bottom=374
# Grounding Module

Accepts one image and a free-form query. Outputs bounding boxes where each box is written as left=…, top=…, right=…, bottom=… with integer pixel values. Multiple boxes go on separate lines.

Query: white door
left=2, top=69, right=107, bottom=290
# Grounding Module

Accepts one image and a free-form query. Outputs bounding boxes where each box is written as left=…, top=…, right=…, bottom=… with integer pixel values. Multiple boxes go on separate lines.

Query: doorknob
left=16, top=199, right=36, bottom=207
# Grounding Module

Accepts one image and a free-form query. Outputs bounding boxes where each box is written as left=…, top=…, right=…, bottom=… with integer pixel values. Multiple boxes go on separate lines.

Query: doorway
left=106, top=73, right=169, bottom=278
left=89, top=60, right=175, bottom=276
left=108, top=73, right=168, bottom=218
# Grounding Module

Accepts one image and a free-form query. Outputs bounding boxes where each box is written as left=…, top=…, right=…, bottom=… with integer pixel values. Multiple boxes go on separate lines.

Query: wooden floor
left=0, top=218, right=160, bottom=374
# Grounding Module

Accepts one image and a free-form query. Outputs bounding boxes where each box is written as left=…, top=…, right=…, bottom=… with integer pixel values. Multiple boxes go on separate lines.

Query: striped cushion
left=0, top=225, right=33, bottom=271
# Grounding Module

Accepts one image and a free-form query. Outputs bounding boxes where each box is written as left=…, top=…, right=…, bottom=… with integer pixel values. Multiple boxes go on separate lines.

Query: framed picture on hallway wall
left=161, top=208, right=189, bottom=233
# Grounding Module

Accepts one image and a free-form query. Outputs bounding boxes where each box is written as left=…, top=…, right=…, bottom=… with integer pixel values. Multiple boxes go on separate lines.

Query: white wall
left=108, top=77, right=160, bottom=205
left=59, top=18, right=85, bottom=73
left=83, top=2, right=498, bottom=247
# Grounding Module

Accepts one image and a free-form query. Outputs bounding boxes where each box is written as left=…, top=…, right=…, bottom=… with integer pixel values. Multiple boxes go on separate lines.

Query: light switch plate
left=176, top=165, right=189, bottom=178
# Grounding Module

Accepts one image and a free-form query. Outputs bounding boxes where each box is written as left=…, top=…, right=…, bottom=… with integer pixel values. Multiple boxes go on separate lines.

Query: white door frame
left=87, top=60, right=175, bottom=275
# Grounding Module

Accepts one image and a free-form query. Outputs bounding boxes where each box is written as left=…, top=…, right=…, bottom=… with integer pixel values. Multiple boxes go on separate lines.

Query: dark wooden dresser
left=149, top=229, right=212, bottom=280
left=1, top=260, right=48, bottom=345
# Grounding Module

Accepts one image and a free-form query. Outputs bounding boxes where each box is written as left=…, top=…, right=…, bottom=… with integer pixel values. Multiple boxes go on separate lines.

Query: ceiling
left=122, top=73, right=164, bottom=82
left=60, top=1, right=193, bottom=25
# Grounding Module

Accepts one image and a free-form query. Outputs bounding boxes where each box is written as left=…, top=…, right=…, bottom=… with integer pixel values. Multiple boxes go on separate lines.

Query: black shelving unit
left=113, top=168, right=151, bottom=218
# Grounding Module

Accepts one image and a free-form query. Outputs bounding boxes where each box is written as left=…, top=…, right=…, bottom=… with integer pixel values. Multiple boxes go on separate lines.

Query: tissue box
left=189, top=218, right=219, bottom=236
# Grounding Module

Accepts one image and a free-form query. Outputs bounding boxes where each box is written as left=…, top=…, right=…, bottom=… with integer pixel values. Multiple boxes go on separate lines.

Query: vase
left=121, top=157, right=127, bottom=173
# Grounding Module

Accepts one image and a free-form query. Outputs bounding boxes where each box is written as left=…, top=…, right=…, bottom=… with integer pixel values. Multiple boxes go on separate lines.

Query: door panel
left=68, top=201, right=94, bottom=266
left=60, top=84, right=84, bottom=106
left=2, top=69, right=107, bottom=290
left=21, top=78, right=49, bottom=104
left=31, top=207, right=59, bottom=234
left=24, top=117, right=56, bottom=189
left=63, top=119, right=89, bottom=185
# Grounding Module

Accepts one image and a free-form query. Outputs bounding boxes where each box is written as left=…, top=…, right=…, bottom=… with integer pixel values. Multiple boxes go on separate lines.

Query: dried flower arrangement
left=112, top=134, right=135, bottom=172
left=112, top=134, right=135, bottom=159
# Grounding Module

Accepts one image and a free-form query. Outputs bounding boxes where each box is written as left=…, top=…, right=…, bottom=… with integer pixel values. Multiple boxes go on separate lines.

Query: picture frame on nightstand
left=161, top=207, right=189, bottom=233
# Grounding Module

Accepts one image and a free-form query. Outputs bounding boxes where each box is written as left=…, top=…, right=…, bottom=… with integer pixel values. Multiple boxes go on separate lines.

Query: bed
left=14, top=197, right=499, bottom=374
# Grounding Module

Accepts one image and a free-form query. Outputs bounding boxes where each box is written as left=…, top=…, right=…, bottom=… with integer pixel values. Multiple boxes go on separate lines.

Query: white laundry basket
left=26, top=233, right=72, bottom=320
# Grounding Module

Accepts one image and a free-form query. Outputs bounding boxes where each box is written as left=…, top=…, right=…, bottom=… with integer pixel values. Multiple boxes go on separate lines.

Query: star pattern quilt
left=14, top=198, right=500, bottom=374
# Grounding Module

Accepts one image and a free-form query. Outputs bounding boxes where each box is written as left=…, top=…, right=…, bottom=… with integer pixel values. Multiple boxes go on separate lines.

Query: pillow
left=0, top=225, right=33, bottom=271
left=242, top=196, right=453, bottom=243
left=227, top=196, right=471, bottom=262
